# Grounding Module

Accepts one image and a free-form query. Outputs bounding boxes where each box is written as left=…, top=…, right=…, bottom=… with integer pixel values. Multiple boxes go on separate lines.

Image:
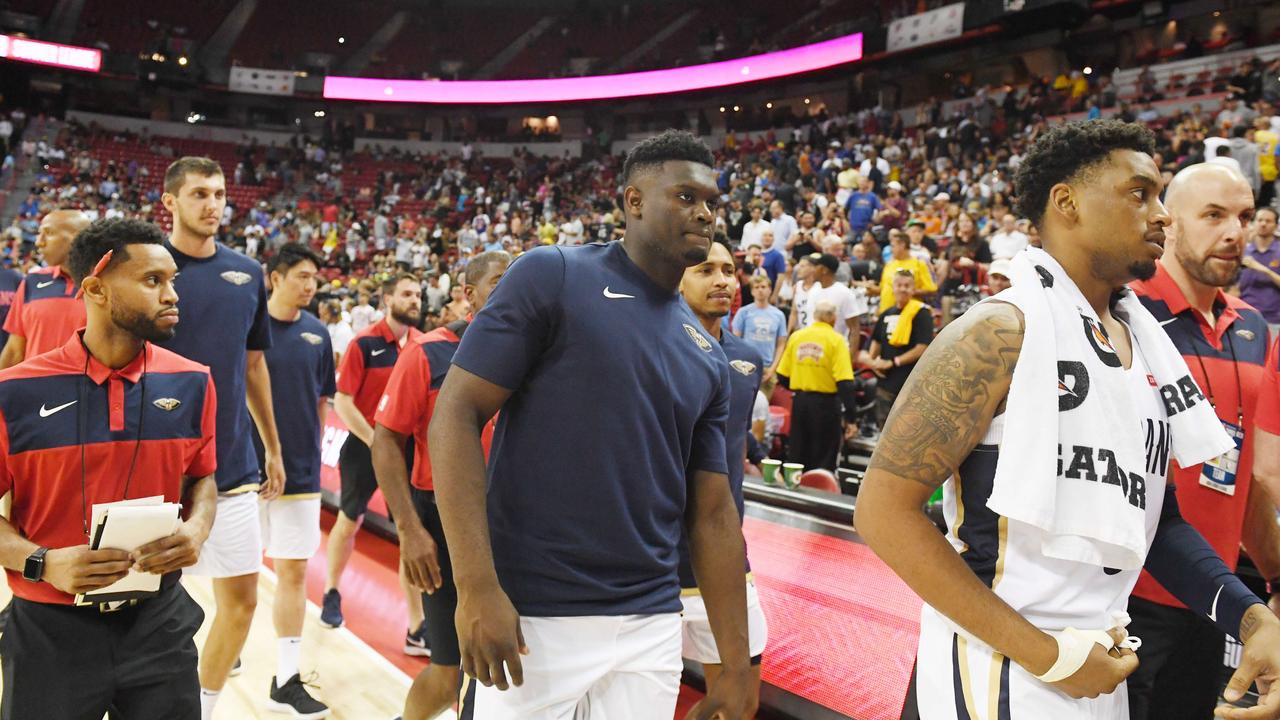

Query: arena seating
left=73, top=0, right=238, bottom=57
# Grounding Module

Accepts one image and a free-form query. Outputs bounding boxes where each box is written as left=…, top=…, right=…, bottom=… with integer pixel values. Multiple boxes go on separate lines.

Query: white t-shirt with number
left=805, top=281, right=868, bottom=341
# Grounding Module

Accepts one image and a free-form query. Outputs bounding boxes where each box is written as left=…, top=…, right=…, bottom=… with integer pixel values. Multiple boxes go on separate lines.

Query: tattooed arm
left=854, top=301, right=1138, bottom=698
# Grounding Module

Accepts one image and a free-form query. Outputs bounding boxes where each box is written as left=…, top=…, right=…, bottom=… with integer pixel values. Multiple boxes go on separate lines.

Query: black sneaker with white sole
left=266, top=673, right=329, bottom=719
left=403, top=620, right=431, bottom=657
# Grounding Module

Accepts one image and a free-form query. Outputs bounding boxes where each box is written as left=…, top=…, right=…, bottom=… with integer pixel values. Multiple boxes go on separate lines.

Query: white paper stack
left=74, top=496, right=180, bottom=606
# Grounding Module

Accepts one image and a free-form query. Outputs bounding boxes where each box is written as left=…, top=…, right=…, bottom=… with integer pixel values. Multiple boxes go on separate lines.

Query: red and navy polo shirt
left=1257, top=336, right=1280, bottom=436
left=1130, top=261, right=1278, bottom=609
left=0, top=333, right=217, bottom=605
left=374, top=320, right=494, bottom=492
left=0, top=267, right=24, bottom=348
left=337, top=318, right=422, bottom=426
left=2, top=266, right=86, bottom=360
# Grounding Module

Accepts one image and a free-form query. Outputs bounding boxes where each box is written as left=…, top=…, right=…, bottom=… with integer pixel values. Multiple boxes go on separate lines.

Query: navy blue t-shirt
left=677, top=329, right=762, bottom=588
left=451, top=241, right=731, bottom=617
left=254, top=311, right=336, bottom=496
left=161, top=241, right=272, bottom=493
left=0, top=268, right=23, bottom=348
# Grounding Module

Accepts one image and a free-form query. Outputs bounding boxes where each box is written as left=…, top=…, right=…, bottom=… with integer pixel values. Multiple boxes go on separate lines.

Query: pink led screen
left=0, top=34, right=102, bottom=73
left=324, top=33, right=862, bottom=104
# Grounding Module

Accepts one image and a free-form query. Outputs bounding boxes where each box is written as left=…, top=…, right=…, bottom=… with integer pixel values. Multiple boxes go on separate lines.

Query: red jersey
left=336, top=318, right=423, bottom=426
left=1131, top=262, right=1279, bottom=608
left=375, top=321, right=493, bottom=491
left=0, top=334, right=217, bottom=604
left=3, top=266, right=87, bottom=359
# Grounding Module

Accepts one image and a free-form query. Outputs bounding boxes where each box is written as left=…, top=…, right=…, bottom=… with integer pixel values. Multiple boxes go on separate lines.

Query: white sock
left=277, top=636, right=303, bottom=686
left=199, top=688, right=220, bottom=720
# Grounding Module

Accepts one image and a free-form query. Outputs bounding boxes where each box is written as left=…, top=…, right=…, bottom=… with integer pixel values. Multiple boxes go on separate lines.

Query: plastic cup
left=761, top=459, right=782, bottom=486
left=782, top=462, right=804, bottom=489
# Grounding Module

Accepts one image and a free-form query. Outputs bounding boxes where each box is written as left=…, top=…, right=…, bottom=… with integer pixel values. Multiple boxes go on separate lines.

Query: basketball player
left=1125, top=163, right=1280, bottom=718
left=431, top=130, right=751, bottom=719
left=0, top=217, right=216, bottom=719
left=372, top=250, right=511, bottom=720
left=157, top=157, right=286, bottom=720
left=678, top=238, right=768, bottom=716
left=855, top=120, right=1280, bottom=718
left=323, top=273, right=426, bottom=654
left=259, top=243, right=336, bottom=719
left=0, top=209, right=91, bottom=368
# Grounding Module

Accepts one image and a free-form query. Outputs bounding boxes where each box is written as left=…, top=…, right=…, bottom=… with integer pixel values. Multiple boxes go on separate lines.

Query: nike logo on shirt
left=1208, top=585, right=1224, bottom=622
left=36, top=281, right=54, bottom=289
left=1159, top=318, right=1178, bottom=326
left=603, top=287, right=635, bottom=299
left=39, top=400, right=77, bottom=418
left=371, top=349, right=387, bottom=356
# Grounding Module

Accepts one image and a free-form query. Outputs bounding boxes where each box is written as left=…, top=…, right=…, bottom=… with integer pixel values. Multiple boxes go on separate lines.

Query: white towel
left=983, top=248, right=1233, bottom=571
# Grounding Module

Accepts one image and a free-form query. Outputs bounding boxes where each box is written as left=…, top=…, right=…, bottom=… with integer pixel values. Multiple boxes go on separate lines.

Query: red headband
left=74, top=249, right=113, bottom=299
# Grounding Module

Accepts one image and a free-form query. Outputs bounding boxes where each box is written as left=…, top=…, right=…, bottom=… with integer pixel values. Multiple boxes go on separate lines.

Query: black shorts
left=338, top=434, right=377, bottom=520
left=412, top=487, right=461, bottom=667
left=339, top=433, right=414, bottom=521
left=1, top=582, right=203, bottom=720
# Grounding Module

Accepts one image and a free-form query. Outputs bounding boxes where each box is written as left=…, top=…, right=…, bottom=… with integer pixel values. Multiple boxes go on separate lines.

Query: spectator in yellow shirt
left=879, top=231, right=937, bottom=312
left=776, top=301, right=859, bottom=471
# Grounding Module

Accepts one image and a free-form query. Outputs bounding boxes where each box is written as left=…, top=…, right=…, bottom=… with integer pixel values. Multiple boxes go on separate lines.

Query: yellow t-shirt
left=1257, top=129, right=1278, bottom=182
left=777, top=322, right=854, bottom=394
left=837, top=168, right=861, bottom=190
left=879, top=257, right=937, bottom=312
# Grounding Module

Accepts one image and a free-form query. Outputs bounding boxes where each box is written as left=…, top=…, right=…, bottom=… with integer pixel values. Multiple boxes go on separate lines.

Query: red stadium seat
left=798, top=469, right=840, bottom=493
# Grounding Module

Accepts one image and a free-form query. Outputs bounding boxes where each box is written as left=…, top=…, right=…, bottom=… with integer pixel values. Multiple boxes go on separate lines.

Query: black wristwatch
left=22, top=547, right=48, bottom=582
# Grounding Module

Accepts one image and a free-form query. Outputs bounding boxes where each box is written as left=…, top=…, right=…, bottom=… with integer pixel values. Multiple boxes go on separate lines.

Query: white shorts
left=186, top=492, right=263, bottom=578
left=460, top=613, right=682, bottom=720
left=680, top=580, right=769, bottom=665
left=259, top=496, right=321, bottom=560
left=915, top=606, right=1128, bottom=720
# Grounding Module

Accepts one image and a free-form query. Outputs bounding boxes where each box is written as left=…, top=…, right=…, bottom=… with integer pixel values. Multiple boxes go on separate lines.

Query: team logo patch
left=1034, top=265, right=1054, bottom=288
left=683, top=324, right=713, bottom=352
left=1081, top=315, right=1122, bottom=368
left=729, top=359, right=757, bottom=376
left=152, top=398, right=181, bottom=412
left=220, top=271, right=252, bottom=286
left=300, top=332, right=323, bottom=345
left=1057, top=361, right=1090, bottom=412
left=1235, top=329, right=1256, bottom=342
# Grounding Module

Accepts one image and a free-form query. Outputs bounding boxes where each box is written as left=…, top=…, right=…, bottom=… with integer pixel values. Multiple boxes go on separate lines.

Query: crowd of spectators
left=2, top=47, right=1279, bottom=473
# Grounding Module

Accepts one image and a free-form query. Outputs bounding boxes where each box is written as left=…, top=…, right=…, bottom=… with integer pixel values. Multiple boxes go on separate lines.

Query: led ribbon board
left=324, top=33, right=862, bottom=104
left=0, top=34, right=101, bottom=72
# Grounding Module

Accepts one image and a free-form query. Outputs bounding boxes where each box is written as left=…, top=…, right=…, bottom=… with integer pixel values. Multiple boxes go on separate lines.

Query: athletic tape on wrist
left=1035, top=628, right=1115, bottom=683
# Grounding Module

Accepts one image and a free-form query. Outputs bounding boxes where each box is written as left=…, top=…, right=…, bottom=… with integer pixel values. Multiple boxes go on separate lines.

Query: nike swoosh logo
left=39, top=400, right=77, bottom=418
left=36, top=281, right=54, bottom=289
left=371, top=349, right=386, bottom=356
left=603, top=287, right=635, bottom=299
left=1208, top=585, right=1224, bottom=622
left=1159, top=318, right=1178, bottom=326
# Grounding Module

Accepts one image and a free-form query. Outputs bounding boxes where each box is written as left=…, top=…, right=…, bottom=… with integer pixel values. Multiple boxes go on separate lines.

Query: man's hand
left=133, top=520, right=211, bottom=575
left=400, top=523, right=442, bottom=594
left=1217, top=605, right=1280, bottom=718
left=1244, top=256, right=1266, bottom=272
left=684, top=666, right=752, bottom=720
left=1049, top=628, right=1140, bottom=699
left=260, top=451, right=286, bottom=501
left=762, top=367, right=775, bottom=383
left=456, top=580, right=529, bottom=691
left=42, top=545, right=133, bottom=595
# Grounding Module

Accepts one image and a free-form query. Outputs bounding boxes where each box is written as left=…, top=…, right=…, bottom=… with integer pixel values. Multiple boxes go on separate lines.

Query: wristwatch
left=22, top=547, right=49, bottom=582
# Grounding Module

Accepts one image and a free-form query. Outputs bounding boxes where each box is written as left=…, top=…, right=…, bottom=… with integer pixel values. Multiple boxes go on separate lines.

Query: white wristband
left=1035, top=628, right=1116, bottom=683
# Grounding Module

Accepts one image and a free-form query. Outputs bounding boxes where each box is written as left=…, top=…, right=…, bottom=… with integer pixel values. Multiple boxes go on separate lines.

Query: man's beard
left=1128, top=259, right=1157, bottom=282
left=180, top=213, right=216, bottom=240
left=391, top=307, right=420, bottom=326
left=1181, top=251, right=1241, bottom=288
left=112, top=305, right=175, bottom=343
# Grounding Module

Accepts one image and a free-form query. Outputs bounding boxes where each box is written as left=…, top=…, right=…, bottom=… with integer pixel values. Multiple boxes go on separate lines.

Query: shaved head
left=1163, top=163, right=1255, bottom=289
left=37, top=209, right=91, bottom=268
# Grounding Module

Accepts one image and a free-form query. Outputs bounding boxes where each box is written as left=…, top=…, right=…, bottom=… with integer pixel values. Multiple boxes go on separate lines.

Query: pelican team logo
left=220, top=270, right=252, bottom=286
left=1081, top=315, right=1122, bottom=368
left=1057, top=361, right=1090, bottom=412
left=729, top=359, right=757, bottom=376
left=683, top=324, right=713, bottom=352
left=152, top=398, right=181, bottom=412
left=300, top=332, right=324, bottom=345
